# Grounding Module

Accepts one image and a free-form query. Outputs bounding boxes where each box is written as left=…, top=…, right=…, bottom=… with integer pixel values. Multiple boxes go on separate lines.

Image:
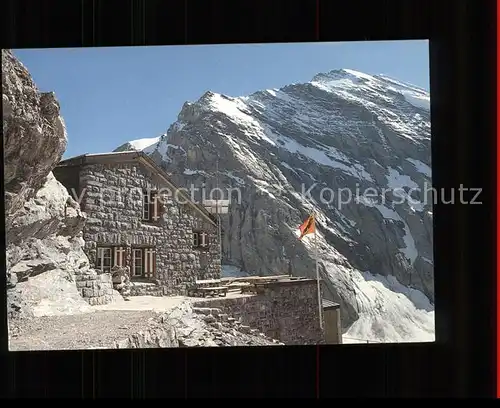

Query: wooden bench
left=223, top=282, right=255, bottom=294
left=198, top=286, right=228, bottom=297
left=195, top=279, right=222, bottom=287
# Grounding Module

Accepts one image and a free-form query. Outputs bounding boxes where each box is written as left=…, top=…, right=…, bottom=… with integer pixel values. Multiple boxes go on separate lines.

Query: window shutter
left=144, top=248, right=155, bottom=278
left=152, top=250, right=156, bottom=278
left=152, top=191, right=160, bottom=221
left=200, top=232, right=208, bottom=248
left=97, top=248, right=102, bottom=272
left=132, top=249, right=136, bottom=276
left=114, top=247, right=118, bottom=266
left=149, top=249, right=155, bottom=278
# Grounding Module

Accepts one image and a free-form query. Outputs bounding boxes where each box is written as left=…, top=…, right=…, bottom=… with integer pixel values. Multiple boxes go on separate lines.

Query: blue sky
left=14, top=40, right=429, bottom=159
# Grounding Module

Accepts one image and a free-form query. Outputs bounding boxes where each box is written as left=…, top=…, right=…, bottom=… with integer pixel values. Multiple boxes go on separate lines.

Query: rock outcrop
left=113, top=303, right=282, bottom=349
left=3, top=50, right=67, bottom=230
left=111, top=265, right=132, bottom=298
left=3, top=49, right=117, bottom=319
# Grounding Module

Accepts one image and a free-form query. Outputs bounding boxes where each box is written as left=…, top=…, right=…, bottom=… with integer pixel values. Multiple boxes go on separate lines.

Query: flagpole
left=216, top=159, right=222, bottom=266
left=313, top=212, right=324, bottom=332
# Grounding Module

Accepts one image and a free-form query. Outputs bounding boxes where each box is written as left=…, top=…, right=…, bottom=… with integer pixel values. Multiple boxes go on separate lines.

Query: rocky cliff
left=3, top=50, right=288, bottom=350
left=117, top=69, right=435, bottom=343
left=3, top=49, right=112, bottom=319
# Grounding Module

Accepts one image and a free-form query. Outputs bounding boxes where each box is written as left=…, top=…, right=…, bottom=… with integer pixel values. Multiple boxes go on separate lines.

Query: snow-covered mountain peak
left=174, top=68, right=431, bottom=150
left=198, top=90, right=218, bottom=103
left=129, top=136, right=162, bottom=151
left=311, top=68, right=428, bottom=95
left=312, top=68, right=376, bottom=84
left=310, top=68, right=430, bottom=114
left=114, top=69, right=435, bottom=344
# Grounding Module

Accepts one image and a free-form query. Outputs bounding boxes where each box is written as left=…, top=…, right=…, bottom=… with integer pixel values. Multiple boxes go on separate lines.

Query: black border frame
left=1, top=0, right=496, bottom=398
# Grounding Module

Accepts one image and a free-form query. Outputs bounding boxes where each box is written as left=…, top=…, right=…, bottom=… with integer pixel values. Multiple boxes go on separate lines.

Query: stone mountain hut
left=53, top=151, right=221, bottom=297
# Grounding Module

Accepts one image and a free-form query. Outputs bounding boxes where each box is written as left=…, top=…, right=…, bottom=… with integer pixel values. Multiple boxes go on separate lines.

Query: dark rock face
left=3, top=50, right=67, bottom=230
left=3, top=50, right=116, bottom=319
left=117, top=69, right=434, bottom=340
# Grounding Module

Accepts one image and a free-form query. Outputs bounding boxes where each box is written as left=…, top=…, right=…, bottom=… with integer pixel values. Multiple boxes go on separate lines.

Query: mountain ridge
left=114, top=67, right=434, bottom=343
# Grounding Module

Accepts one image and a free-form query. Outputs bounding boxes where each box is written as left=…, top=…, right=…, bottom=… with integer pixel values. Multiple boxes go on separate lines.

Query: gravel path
left=9, top=310, right=161, bottom=351
left=8, top=296, right=283, bottom=350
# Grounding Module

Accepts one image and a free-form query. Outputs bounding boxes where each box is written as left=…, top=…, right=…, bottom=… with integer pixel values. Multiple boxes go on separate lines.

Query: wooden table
left=221, top=275, right=289, bottom=284
left=188, top=286, right=228, bottom=298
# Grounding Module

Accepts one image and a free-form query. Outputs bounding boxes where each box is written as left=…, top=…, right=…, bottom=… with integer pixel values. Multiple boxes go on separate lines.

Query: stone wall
left=129, top=282, right=163, bottom=297
left=74, top=272, right=114, bottom=305
left=74, top=161, right=220, bottom=295
left=193, top=279, right=325, bottom=345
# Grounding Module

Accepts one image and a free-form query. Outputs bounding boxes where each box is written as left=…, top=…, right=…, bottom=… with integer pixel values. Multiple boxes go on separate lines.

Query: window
left=131, top=247, right=156, bottom=278
left=144, top=248, right=156, bottom=278
left=142, top=190, right=161, bottom=222
left=113, top=247, right=126, bottom=267
left=132, top=249, right=143, bottom=276
left=193, top=231, right=209, bottom=249
left=142, top=190, right=151, bottom=221
left=97, top=246, right=125, bottom=273
left=96, top=247, right=112, bottom=273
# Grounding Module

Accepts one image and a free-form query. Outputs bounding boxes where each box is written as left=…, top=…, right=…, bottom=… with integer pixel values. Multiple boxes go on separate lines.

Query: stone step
left=192, top=307, right=213, bottom=315
left=210, top=308, right=221, bottom=316
left=202, top=315, right=217, bottom=324
left=211, top=322, right=224, bottom=330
